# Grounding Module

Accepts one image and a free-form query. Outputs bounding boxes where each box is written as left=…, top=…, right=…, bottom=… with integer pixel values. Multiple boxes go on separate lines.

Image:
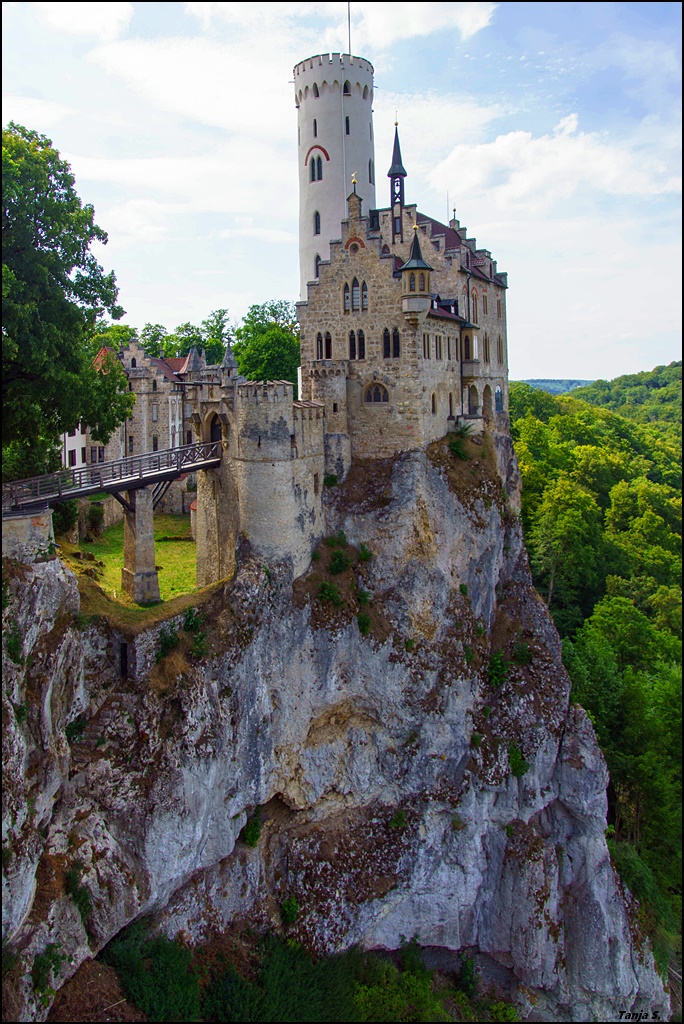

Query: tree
left=140, top=322, right=169, bottom=358
left=233, top=301, right=300, bottom=391
left=201, top=308, right=232, bottom=365
left=2, top=123, right=133, bottom=453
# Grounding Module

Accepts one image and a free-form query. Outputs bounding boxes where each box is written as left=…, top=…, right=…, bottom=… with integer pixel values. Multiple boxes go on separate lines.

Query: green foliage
left=183, top=606, right=204, bottom=632
left=4, top=619, right=23, bottom=664
left=454, top=955, right=478, bottom=998
left=13, top=703, right=27, bottom=724
left=329, top=549, right=350, bottom=575
left=323, top=473, right=338, bottom=487
left=464, top=644, right=473, bottom=663
left=358, top=543, right=373, bottom=562
left=607, top=840, right=676, bottom=933
left=102, top=920, right=200, bottom=1022
left=489, top=1001, right=521, bottom=1021
left=190, top=631, right=208, bottom=658
left=388, top=809, right=407, bottom=830
left=513, top=641, right=532, bottom=665
left=3, top=124, right=134, bottom=452
left=311, top=548, right=320, bottom=561
left=1, top=569, right=9, bottom=611
left=2, top=939, right=19, bottom=978
left=404, top=638, right=416, bottom=651
left=448, top=434, right=469, bottom=460
left=2, top=435, right=61, bottom=483
left=354, top=951, right=449, bottom=1022
left=52, top=499, right=79, bottom=537
left=32, top=942, right=67, bottom=995
left=471, top=733, right=482, bottom=748
left=508, top=744, right=530, bottom=777
left=357, top=588, right=370, bottom=605
left=357, top=610, right=371, bottom=636
left=489, top=651, right=508, bottom=687
left=65, top=861, right=92, bottom=930
left=572, top=362, right=681, bottom=434
left=325, top=530, right=347, bottom=548
left=86, top=502, right=104, bottom=533
left=156, top=625, right=180, bottom=662
left=65, top=717, right=86, bottom=743
left=318, top=581, right=342, bottom=606
left=460, top=583, right=468, bottom=596
left=243, top=807, right=262, bottom=848
left=280, top=896, right=299, bottom=925
left=233, top=301, right=300, bottom=396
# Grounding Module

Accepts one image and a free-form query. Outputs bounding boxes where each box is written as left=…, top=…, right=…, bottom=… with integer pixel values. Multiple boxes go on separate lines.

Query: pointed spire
left=221, top=340, right=238, bottom=371
left=388, top=123, right=407, bottom=178
left=400, top=225, right=433, bottom=272
left=186, top=346, right=204, bottom=372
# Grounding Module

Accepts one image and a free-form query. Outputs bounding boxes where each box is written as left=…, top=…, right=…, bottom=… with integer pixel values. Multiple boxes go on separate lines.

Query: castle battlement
left=235, top=381, right=293, bottom=403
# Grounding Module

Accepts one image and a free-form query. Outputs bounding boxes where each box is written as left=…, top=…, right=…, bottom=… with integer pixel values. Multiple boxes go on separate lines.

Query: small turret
left=400, top=226, right=432, bottom=324
left=388, top=123, right=407, bottom=242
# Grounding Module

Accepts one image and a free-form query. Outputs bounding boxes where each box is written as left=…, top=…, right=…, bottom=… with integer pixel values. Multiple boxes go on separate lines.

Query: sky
left=2, top=1, right=682, bottom=380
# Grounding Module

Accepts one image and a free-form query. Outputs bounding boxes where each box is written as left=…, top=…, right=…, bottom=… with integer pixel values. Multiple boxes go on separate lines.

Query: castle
left=185, top=52, right=510, bottom=587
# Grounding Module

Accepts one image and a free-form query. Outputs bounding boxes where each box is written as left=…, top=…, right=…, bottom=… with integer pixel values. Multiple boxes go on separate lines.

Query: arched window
left=382, top=244, right=390, bottom=255
left=358, top=330, right=365, bottom=359
left=383, top=328, right=391, bottom=359
left=316, top=155, right=322, bottom=180
left=363, top=85, right=369, bottom=99
left=483, top=294, right=488, bottom=316
left=365, top=384, right=389, bottom=403
left=314, top=210, right=320, bottom=234
left=431, top=393, right=437, bottom=415
left=343, top=80, right=351, bottom=95
left=483, top=334, right=490, bottom=362
left=361, top=282, right=368, bottom=310
left=352, top=277, right=360, bottom=311
left=313, top=118, right=317, bottom=137
left=325, top=332, right=332, bottom=359
left=210, top=414, right=222, bottom=443
left=345, top=116, right=350, bottom=135
left=344, top=283, right=350, bottom=312
left=316, top=333, right=323, bottom=360
left=131, top=358, right=136, bottom=367
left=314, top=254, right=321, bottom=278
left=497, top=298, right=502, bottom=319
left=310, top=159, right=316, bottom=182
left=392, top=328, right=400, bottom=358
left=419, top=273, right=425, bottom=291
left=409, top=273, right=416, bottom=292
left=497, top=335, right=504, bottom=363
left=471, top=293, right=478, bottom=323
left=495, top=386, right=504, bottom=413
left=313, top=83, right=319, bottom=98
left=464, top=336, right=471, bottom=360
left=152, top=380, right=157, bottom=392
left=368, top=159, right=374, bottom=184
left=349, top=331, right=356, bottom=360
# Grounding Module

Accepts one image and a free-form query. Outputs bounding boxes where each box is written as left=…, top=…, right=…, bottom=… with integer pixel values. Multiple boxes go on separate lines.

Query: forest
left=509, top=361, right=682, bottom=968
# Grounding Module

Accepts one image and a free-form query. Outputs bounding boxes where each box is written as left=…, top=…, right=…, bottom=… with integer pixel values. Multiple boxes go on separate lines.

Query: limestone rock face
left=2, top=438, right=669, bottom=1022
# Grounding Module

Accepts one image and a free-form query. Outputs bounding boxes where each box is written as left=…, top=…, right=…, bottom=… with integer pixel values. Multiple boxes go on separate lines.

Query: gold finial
left=413, top=224, right=419, bottom=231
left=352, top=172, right=357, bottom=184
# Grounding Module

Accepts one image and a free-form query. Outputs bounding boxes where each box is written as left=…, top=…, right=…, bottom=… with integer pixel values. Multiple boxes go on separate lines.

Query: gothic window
left=483, top=335, right=490, bottom=362
left=471, top=293, right=478, bottom=323
left=383, top=329, right=390, bottom=359
left=447, top=337, right=451, bottom=360
left=349, top=331, right=356, bottom=360
left=382, top=244, right=390, bottom=255
left=419, top=273, right=425, bottom=291
left=423, top=334, right=430, bottom=359
left=409, top=273, right=416, bottom=292
left=368, top=159, right=374, bottom=184
left=435, top=335, right=443, bottom=359
left=345, top=116, right=350, bottom=135
left=352, top=278, right=360, bottom=311
left=314, top=254, right=321, bottom=278
left=431, top=393, right=437, bottom=415
left=128, top=436, right=134, bottom=454
left=358, top=330, right=365, bottom=359
left=497, top=335, right=504, bottom=363
left=130, top=358, right=136, bottom=367
left=313, top=118, right=317, bottom=137
left=325, top=332, right=332, bottom=359
left=495, top=386, right=504, bottom=413
left=344, top=283, right=350, bottom=312
left=314, top=211, right=321, bottom=234
left=483, top=294, right=488, bottom=316
left=152, top=435, right=159, bottom=452
left=361, top=281, right=368, bottom=310
left=365, top=383, right=389, bottom=403
left=316, top=155, right=322, bottom=180
left=316, top=333, right=323, bottom=360
left=364, top=86, right=369, bottom=100
left=313, top=83, right=319, bottom=98
left=497, top=298, right=502, bottom=319
left=392, top=328, right=400, bottom=358
left=464, top=336, right=471, bottom=360
left=343, top=80, right=351, bottom=95
left=152, top=380, right=157, bottom=392
left=310, top=159, right=316, bottom=182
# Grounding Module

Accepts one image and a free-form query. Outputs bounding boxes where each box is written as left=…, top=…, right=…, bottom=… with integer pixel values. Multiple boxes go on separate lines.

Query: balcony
left=461, top=359, right=481, bottom=380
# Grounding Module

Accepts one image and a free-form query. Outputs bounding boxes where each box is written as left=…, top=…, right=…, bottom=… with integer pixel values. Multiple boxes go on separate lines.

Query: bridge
left=2, top=442, right=223, bottom=605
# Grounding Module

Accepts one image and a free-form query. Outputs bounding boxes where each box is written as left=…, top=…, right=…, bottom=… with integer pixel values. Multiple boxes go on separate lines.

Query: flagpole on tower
left=348, top=2, right=351, bottom=54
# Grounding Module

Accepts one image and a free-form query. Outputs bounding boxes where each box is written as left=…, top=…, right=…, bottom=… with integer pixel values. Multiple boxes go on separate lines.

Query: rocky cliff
left=2, top=432, right=669, bottom=1022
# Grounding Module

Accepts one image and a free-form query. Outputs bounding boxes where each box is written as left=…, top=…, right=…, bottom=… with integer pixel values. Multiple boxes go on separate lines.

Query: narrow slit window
left=325, top=332, right=332, bottom=359
left=314, top=210, right=320, bottom=234
left=392, top=328, right=400, bottom=358
left=345, top=116, right=350, bottom=135
left=344, top=283, right=350, bottom=312
left=358, top=330, right=365, bottom=359
left=349, top=331, right=356, bottom=360
left=316, top=333, right=323, bottom=359
left=383, top=328, right=390, bottom=359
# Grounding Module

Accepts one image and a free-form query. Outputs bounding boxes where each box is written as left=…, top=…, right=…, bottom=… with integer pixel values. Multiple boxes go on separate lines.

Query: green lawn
left=72, top=513, right=196, bottom=604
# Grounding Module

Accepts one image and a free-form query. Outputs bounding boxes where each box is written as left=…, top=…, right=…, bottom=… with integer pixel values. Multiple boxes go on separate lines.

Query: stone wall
left=1, top=510, right=55, bottom=563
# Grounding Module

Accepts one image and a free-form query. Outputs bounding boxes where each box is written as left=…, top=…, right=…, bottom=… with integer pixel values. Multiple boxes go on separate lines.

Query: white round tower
left=294, top=52, right=376, bottom=298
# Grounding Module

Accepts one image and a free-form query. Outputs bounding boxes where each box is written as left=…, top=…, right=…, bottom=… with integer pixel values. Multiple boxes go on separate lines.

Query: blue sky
left=3, top=1, right=681, bottom=379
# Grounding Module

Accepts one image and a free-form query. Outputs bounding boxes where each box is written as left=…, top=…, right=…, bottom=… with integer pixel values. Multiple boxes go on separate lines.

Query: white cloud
left=2, top=93, right=74, bottom=129
left=32, top=1, right=133, bottom=40
left=218, top=226, right=297, bottom=243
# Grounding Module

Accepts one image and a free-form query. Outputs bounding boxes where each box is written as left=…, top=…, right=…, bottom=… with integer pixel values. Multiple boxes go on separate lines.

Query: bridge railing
left=2, top=442, right=222, bottom=510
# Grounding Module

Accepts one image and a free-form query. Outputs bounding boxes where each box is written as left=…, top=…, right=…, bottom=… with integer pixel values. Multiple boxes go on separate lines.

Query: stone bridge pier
left=121, top=487, right=160, bottom=604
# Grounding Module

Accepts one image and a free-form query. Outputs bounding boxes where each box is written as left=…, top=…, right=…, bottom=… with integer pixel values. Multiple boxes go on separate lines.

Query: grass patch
left=357, top=610, right=371, bottom=636
left=318, top=581, right=342, bottom=606
left=388, top=809, right=407, bottom=830
left=61, top=514, right=196, bottom=605
left=508, top=744, right=530, bottom=777
left=489, top=651, right=508, bottom=687
left=242, top=807, right=262, bottom=848
left=280, top=896, right=299, bottom=926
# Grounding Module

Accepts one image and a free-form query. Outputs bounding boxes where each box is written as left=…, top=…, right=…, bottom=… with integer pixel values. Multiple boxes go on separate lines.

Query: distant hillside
left=571, top=362, right=681, bottom=429
left=518, top=379, right=594, bottom=395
